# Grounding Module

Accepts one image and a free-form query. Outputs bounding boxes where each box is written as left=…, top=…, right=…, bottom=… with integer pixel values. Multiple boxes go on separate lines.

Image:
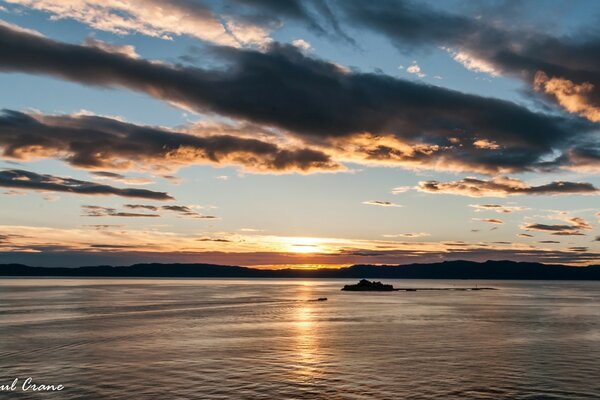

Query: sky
left=0, top=0, right=598, bottom=268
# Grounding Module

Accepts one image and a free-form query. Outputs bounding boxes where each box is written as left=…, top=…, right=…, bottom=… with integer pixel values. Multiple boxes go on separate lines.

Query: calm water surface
left=1, top=279, right=600, bottom=399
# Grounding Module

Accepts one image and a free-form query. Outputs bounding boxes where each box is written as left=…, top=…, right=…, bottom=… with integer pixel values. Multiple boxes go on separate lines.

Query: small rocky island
left=342, top=279, right=395, bottom=291
left=341, top=279, right=497, bottom=292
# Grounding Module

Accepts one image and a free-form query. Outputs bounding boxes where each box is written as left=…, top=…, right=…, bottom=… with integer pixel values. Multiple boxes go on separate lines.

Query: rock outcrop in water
left=342, top=279, right=395, bottom=291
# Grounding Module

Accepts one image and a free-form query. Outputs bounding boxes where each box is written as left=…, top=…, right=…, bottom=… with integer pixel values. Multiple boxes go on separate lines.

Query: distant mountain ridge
left=1, top=260, right=600, bottom=280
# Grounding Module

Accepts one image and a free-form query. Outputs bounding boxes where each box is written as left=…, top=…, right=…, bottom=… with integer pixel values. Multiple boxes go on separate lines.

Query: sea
left=1, top=278, right=600, bottom=399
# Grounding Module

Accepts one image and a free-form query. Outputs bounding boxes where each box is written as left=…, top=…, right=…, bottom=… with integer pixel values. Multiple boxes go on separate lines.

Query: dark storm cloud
left=0, top=23, right=595, bottom=174
left=0, top=109, right=340, bottom=173
left=0, top=169, right=173, bottom=200
left=418, top=176, right=599, bottom=197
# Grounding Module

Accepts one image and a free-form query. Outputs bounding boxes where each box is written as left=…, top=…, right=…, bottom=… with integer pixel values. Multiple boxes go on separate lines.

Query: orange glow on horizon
left=250, top=264, right=349, bottom=270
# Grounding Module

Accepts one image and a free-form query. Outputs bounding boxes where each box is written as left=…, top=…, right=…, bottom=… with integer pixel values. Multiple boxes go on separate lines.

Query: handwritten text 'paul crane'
left=0, top=377, right=64, bottom=392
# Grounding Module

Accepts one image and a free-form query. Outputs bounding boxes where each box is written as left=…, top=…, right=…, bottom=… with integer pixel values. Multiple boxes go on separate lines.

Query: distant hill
left=1, top=260, right=600, bottom=280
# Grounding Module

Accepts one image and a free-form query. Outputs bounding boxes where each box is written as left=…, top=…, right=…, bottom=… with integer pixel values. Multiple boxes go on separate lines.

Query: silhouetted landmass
left=341, top=279, right=498, bottom=291
left=1, top=260, right=600, bottom=279
left=342, top=279, right=395, bottom=291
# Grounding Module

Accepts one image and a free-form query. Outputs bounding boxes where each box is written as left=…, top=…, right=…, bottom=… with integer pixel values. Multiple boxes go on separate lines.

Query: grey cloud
left=522, top=217, right=593, bottom=236
left=124, top=204, right=159, bottom=211
left=0, top=109, right=340, bottom=173
left=82, top=206, right=160, bottom=218
left=418, top=176, right=598, bottom=197
left=0, top=23, right=595, bottom=174
left=334, top=1, right=600, bottom=121
left=473, top=218, right=503, bottom=224
left=116, top=204, right=218, bottom=219
left=0, top=169, right=173, bottom=200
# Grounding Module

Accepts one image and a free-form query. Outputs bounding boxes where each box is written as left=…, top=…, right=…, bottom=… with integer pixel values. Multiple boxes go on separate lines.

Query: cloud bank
left=0, top=169, right=173, bottom=200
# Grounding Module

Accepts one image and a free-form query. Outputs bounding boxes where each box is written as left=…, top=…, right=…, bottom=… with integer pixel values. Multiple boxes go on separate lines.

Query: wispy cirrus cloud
left=469, top=204, right=529, bottom=213
left=382, top=232, right=430, bottom=238
left=362, top=200, right=402, bottom=208
left=0, top=169, right=172, bottom=200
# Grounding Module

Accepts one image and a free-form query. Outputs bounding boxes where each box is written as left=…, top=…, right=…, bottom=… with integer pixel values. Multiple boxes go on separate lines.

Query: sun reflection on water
left=290, top=286, right=323, bottom=381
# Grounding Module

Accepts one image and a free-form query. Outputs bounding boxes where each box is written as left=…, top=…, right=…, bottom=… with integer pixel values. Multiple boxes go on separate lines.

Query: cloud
left=391, top=186, right=411, bottom=194
left=406, top=62, right=425, bottom=78
left=472, top=218, right=503, bottom=224
left=162, top=205, right=218, bottom=219
left=518, top=233, right=533, bottom=238
left=362, top=200, right=402, bottom=207
left=469, top=204, right=529, bottom=213
left=418, top=176, right=598, bottom=197
left=82, top=205, right=160, bottom=218
left=451, top=50, right=500, bottom=76
left=4, top=0, right=270, bottom=46
left=0, top=109, right=341, bottom=173
left=83, top=37, right=139, bottom=59
left=196, top=237, right=233, bottom=243
left=124, top=204, right=158, bottom=211
left=0, top=169, right=173, bottom=200
left=91, top=171, right=154, bottom=185
left=472, top=139, right=500, bottom=150
left=0, top=22, right=595, bottom=174
left=2, top=225, right=599, bottom=267
left=335, top=1, right=600, bottom=122
left=239, top=228, right=262, bottom=232
left=123, top=204, right=218, bottom=219
left=382, top=232, right=430, bottom=238
left=84, top=224, right=124, bottom=230
left=521, top=217, right=593, bottom=236
left=534, top=72, right=600, bottom=123
left=291, top=39, right=311, bottom=51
